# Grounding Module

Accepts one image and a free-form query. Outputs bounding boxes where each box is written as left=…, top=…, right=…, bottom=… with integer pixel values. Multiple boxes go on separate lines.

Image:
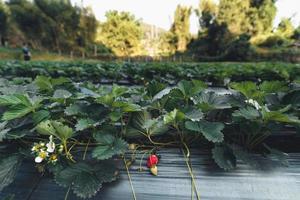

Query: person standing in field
left=22, top=43, right=31, bottom=61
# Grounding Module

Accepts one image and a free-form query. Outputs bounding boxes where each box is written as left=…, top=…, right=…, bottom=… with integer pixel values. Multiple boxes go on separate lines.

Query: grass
left=0, top=47, right=78, bottom=61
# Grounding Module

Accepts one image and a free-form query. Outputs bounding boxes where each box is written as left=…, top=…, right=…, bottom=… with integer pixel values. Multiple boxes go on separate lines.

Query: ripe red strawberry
left=147, top=154, right=159, bottom=168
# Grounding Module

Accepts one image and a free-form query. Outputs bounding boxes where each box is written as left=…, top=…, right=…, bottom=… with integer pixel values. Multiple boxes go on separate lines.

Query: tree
left=7, top=0, right=48, bottom=48
left=34, top=0, right=81, bottom=51
left=225, top=34, right=253, bottom=60
left=6, top=0, right=97, bottom=52
left=187, top=0, right=277, bottom=58
left=78, top=7, right=98, bottom=47
left=292, top=25, right=300, bottom=41
left=217, top=0, right=250, bottom=35
left=198, top=0, right=218, bottom=30
left=248, top=0, right=277, bottom=36
left=216, top=0, right=276, bottom=36
left=98, top=11, right=143, bottom=57
left=276, top=18, right=294, bottom=38
left=170, top=5, right=192, bottom=52
left=158, top=31, right=177, bottom=55
left=0, top=0, right=9, bottom=46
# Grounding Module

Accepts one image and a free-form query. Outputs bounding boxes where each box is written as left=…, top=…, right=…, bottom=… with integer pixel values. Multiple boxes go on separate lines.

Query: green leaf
left=51, top=121, right=73, bottom=141
left=282, top=90, right=300, bottom=106
left=184, top=109, right=203, bottom=122
left=163, top=109, right=185, bottom=125
left=35, top=76, right=70, bottom=92
left=36, top=120, right=73, bottom=141
left=0, top=122, right=10, bottom=142
left=230, top=82, right=263, bottom=101
left=146, top=82, right=166, bottom=98
left=230, top=81, right=257, bottom=98
left=53, top=89, right=72, bottom=99
left=112, top=84, right=128, bottom=97
left=212, top=145, right=236, bottom=170
left=185, top=121, right=224, bottom=143
left=126, top=111, right=168, bottom=138
left=55, top=161, right=117, bottom=199
left=72, top=172, right=101, bottom=198
left=2, top=104, right=33, bottom=121
left=112, top=101, right=141, bottom=112
left=259, top=81, right=288, bottom=94
left=0, top=155, right=22, bottom=192
left=36, top=120, right=56, bottom=136
left=152, top=87, right=173, bottom=101
left=75, top=118, right=96, bottom=131
left=233, top=106, right=260, bottom=120
left=0, top=94, right=31, bottom=106
left=262, top=109, right=300, bottom=123
left=109, top=111, right=122, bottom=122
left=192, top=92, right=232, bottom=111
left=51, top=77, right=70, bottom=87
left=32, top=110, right=50, bottom=124
left=264, top=144, right=289, bottom=166
left=34, top=76, right=53, bottom=92
left=0, top=94, right=41, bottom=121
left=5, top=130, right=28, bottom=140
left=231, top=145, right=260, bottom=168
left=96, top=95, right=114, bottom=106
left=177, top=80, right=206, bottom=98
left=64, top=103, right=86, bottom=116
left=96, top=125, right=118, bottom=135
left=92, top=133, right=128, bottom=160
left=191, top=80, right=207, bottom=92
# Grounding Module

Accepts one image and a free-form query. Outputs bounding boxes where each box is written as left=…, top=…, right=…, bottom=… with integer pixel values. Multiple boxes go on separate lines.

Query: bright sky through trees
left=71, top=0, right=300, bottom=34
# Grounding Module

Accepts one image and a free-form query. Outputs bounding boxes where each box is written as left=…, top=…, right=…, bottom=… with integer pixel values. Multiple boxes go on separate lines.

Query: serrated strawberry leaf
left=92, top=133, right=128, bottom=160
left=55, top=161, right=117, bottom=199
left=0, top=155, right=22, bottom=192
left=212, top=145, right=236, bottom=170
left=185, top=120, right=224, bottom=143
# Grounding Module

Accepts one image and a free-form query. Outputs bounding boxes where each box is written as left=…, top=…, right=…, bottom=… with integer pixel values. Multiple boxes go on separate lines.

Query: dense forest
left=0, top=0, right=299, bottom=60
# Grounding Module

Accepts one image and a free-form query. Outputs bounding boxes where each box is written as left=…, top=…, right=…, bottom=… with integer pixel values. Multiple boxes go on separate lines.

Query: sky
left=71, top=0, right=300, bottom=34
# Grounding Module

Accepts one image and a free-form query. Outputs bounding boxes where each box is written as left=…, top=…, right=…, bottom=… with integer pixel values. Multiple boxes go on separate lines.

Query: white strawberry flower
left=46, top=135, right=56, bottom=153
left=35, top=150, right=48, bottom=163
left=31, top=144, right=39, bottom=152
left=35, top=156, right=43, bottom=163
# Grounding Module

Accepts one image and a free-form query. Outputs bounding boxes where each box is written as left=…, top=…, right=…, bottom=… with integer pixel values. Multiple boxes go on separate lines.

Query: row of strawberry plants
left=0, top=76, right=299, bottom=198
left=1, top=61, right=300, bottom=85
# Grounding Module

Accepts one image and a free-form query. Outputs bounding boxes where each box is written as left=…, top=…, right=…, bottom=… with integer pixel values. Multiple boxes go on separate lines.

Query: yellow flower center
left=50, top=154, right=58, bottom=161
left=39, top=151, right=48, bottom=159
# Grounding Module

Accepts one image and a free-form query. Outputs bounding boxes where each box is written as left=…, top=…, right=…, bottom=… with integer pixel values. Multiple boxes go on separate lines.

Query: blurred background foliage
left=0, top=0, right=299, bottom=61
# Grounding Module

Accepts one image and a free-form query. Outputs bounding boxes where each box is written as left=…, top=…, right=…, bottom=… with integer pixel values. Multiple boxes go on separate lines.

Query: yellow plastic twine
left=123, top=157, right=137, bottom=200
left=181, top=144, right=201, bottom=200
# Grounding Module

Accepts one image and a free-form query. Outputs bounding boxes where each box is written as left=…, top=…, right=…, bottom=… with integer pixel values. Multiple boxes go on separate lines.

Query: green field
left=1, top=63, right=300, bottom=197
left=0, top=47, right=77, bottom=61
left=1, top=60, right=299, bottom=86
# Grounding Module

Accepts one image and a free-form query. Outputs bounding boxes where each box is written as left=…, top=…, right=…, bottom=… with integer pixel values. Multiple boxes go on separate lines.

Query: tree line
left=186, top=0, right=300, bottom=60
left=0, top=0, right=299, bottom=59
left=0, top=0, right=97, bottom=54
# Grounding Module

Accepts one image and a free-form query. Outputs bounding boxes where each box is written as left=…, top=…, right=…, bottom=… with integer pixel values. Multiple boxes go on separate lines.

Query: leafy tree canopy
left=97, top=11, right=143, bottom=57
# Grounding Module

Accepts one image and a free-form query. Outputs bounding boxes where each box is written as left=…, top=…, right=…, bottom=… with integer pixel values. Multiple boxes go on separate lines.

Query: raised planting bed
left=1, top=148, right=300, bottom=200
left=0, top=77, right=300, bottom=199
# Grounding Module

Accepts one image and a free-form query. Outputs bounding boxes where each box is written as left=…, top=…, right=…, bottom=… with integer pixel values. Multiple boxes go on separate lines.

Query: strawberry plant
left=0, top=76, right=299, bottom=199
left=1, top=61, right=300, bottom=85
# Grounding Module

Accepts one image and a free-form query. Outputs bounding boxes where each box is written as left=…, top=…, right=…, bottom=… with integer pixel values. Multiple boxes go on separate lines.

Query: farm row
left=1, top=61, right=300, bottom=85
left=1, top=75, right=300, bottom=198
